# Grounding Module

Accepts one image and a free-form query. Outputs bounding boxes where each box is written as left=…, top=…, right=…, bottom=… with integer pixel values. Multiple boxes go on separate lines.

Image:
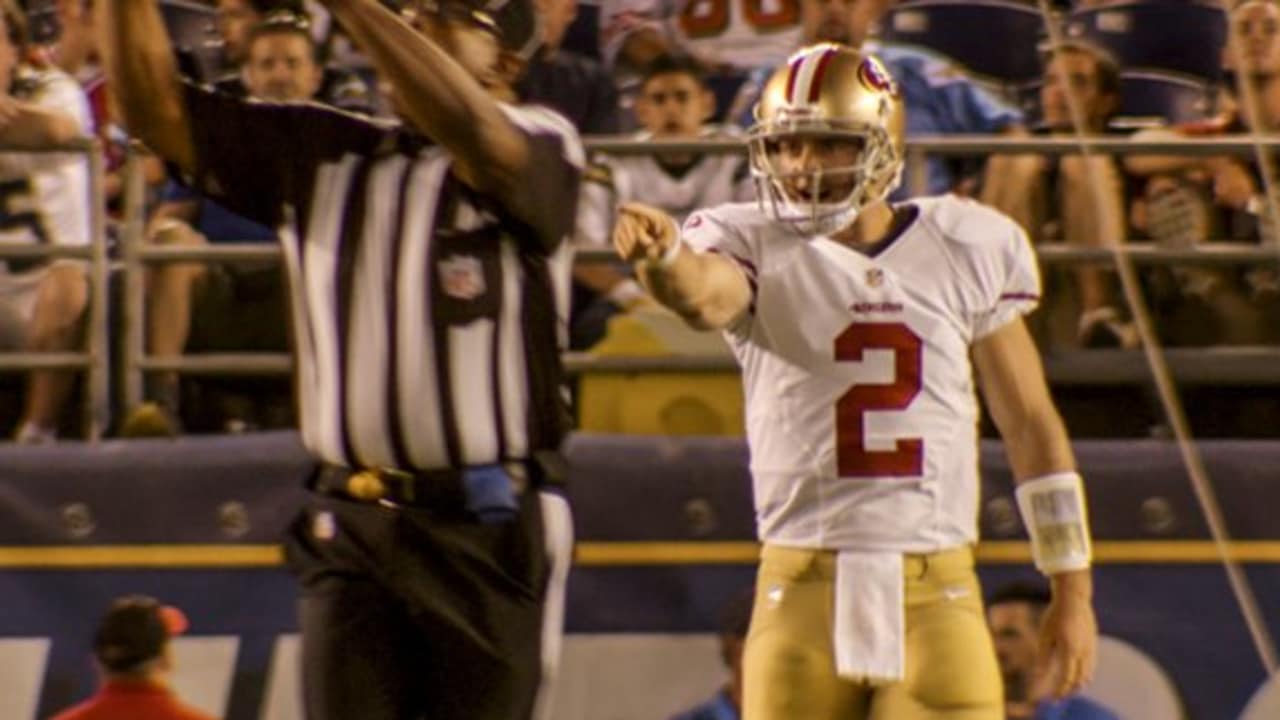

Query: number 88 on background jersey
left=601, top=0, right=803, bottom=71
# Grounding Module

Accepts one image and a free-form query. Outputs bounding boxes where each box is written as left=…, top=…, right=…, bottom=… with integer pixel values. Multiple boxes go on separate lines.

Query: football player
left=0, top=0, right=94, bottom=443
left=613, top=44, right=1098, bottom=719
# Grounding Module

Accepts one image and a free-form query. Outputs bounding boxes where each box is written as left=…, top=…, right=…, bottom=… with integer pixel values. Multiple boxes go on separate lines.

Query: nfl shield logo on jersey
left=866, top=268, right=884, bottom=288
left=439, top=255, right=486, bottom=301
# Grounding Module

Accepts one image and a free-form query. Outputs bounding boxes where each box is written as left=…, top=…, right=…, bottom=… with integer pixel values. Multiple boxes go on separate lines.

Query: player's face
left=243, top=32, right=323, bottom=102
left=1040, top=51, right=1114, bottom=132
left=800, top=0, right=887, bottom=46
left=987, top=603, right=1039, bottom=699
left=217, top=0, right=262, bottom=66
left=1230, top=1, right=1280, bottom=75
left=635, top=72, right=714, bottom=138
left=766, top=134, right=865, bottom=203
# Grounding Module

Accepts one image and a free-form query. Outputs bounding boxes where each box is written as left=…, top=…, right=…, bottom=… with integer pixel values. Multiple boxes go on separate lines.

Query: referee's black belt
left=310, top=453, right=565, bottom=514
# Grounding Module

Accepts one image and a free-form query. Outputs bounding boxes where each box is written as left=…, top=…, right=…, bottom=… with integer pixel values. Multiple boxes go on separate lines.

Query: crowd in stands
left=0, top=0, right=1278, bottom=441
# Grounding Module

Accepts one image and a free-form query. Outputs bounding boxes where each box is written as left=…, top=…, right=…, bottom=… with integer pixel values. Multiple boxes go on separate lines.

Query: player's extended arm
left=973, top=316, right=1098, bottom=700
left=0, top=97, right=84, bottom=148
left=319, top=0, right=531, bottom=207
left=612, top=202, right=751, bottom=330
left=97, top=0, right=196, bottom=174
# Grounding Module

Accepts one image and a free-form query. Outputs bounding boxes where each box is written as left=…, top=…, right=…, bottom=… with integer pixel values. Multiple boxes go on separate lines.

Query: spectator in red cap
left=49, top=595, right=215, bottom=720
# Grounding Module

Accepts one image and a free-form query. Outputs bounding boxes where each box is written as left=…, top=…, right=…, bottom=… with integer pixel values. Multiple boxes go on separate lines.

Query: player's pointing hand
left=613, top=202, right=679, bottom=266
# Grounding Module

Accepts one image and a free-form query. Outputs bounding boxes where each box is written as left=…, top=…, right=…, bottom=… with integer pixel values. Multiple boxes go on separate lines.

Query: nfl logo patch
left=439, top=255, right=486, bottom=301
left=866, top=268, right=884, bottom=287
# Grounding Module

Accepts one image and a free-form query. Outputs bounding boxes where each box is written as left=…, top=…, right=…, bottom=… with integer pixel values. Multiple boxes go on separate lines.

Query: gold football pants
left=744, top=544, right=1002, bottom=720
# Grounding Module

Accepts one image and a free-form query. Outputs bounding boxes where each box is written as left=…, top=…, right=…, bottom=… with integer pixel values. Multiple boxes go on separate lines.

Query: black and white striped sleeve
left=180, top=80, right=395, bottom=228
left=501, top=105, right=586, bottom=254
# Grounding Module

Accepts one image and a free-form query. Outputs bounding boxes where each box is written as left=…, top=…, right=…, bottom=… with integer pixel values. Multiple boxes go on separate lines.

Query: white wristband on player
left=1015, top=471, right=1093, bottom=574
left=648, top=214, right=683, bottom=269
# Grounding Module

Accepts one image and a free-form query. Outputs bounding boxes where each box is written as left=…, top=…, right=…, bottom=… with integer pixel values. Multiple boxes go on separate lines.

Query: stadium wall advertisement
left=1, top=433, right=1279, bottom=719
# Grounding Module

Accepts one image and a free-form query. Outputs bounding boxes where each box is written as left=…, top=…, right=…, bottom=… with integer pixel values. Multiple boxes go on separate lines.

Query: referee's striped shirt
left=182, top=81, right=584, bottom=472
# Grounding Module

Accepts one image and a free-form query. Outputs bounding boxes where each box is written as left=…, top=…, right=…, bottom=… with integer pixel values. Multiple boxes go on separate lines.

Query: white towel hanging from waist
left=833, top=550, right=905, bottom=684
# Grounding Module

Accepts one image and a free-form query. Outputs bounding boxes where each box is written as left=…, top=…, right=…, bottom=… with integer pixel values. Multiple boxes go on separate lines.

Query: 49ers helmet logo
left=858, top=57, right=898, bottom=97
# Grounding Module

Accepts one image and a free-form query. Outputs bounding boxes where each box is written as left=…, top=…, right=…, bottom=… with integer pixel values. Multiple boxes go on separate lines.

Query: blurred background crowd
left=0, top=0, right=1277, bottom=443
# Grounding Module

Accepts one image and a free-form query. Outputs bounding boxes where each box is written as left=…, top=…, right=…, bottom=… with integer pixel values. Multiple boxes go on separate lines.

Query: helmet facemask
left=748, top=115, right=903, bottom=237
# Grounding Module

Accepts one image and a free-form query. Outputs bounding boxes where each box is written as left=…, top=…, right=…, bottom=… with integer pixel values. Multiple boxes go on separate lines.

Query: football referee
left=100, top=1, right=580, bottom=718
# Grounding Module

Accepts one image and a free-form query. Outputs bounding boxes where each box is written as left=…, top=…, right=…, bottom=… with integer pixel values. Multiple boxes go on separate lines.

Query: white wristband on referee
left=1015, top=471, right=1093, bottom=574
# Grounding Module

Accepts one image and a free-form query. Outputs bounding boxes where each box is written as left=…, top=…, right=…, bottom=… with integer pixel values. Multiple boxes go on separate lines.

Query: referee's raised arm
left=97, top=0, right=195, bottom=174
left=318, top=0, right=566, bottom=240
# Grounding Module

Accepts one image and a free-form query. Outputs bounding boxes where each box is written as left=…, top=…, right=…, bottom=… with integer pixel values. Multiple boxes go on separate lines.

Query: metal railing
left=562, top=347, right=1280, bottom=386
left=113, top=134, right=1280, bottom=410
left=0, top=139, right=109, bottom=440
left=574, top=242, right=1280, bottom=264
left=585, top=135, right=1280, bottom=157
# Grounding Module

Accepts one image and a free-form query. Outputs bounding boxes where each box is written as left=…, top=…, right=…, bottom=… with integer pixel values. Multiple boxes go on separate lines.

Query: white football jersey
left=575, top=126, right=752, bottom=247
left=0, top=66, right=93, bottom=264
left=600, top=0, right=802, bottom=71
left=681, top=195, right=1040, bottom=552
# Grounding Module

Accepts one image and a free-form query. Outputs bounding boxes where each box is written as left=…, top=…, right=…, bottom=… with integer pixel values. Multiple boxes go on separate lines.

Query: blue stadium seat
left=1115, top=69, right=1214, bottom=125
left=1016, top=69, right=1213, bottom=128
left=878, top=0, right=1047, bottom=84
left=1065, top=0, right=1227, bottom=82
left=706, top=71, right=747, bottom=124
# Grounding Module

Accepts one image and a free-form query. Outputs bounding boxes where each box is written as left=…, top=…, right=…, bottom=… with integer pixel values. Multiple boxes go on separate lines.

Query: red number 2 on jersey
left=834, top=322, right=924, bottom=477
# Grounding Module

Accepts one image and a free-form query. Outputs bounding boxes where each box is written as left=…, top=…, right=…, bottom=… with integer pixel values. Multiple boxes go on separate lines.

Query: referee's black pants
left=283, top=484, right=573, bottom=720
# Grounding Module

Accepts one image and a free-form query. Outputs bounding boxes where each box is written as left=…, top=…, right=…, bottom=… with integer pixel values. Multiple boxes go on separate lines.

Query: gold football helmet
left=748, top=43, right=906, bottom=235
